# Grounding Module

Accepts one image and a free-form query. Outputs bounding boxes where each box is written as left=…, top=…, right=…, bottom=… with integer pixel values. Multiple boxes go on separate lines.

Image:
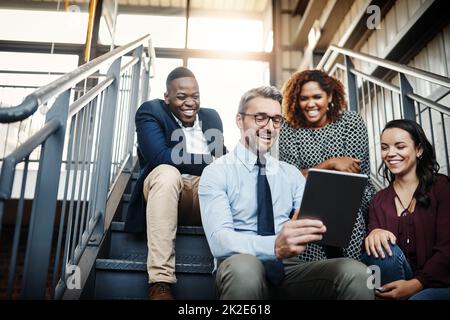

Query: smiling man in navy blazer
left=124, top=67, right=226, bottom=299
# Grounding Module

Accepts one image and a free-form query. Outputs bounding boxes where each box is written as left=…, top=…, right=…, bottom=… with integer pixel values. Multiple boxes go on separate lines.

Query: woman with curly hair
left=279, top=69, right=376, bottom=261
left=363, top=119, right=450, bottom=300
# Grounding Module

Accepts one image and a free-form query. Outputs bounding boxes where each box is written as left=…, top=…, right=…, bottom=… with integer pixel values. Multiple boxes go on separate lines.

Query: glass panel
left=0, top=52, right=79, bottom=161
left=188, top=17, right=264, bottom=52
left=0, top=52, right=79, bottom=106
left=99, top=15, right=186, bottom=48
left=0, top=9, right=88, bottom=44
left=188, top=58, right=270, bottom=147
left=0, top=52, right=78, bottom=73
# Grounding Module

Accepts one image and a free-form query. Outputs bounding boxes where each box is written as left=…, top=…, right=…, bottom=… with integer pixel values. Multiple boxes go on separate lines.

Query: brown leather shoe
left=148, top=282, right=174, bottom=300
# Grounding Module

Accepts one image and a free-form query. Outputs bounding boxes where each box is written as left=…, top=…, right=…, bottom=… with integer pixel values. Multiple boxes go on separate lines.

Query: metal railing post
left=21, top=89, right=70, bottom=299
left=141, top=63, right=150, bottom=104
left=125, top=45, right=144, bottom=171
left=399, top=73, right=415, bottom=120
left=89, top=58, right=122, bottom=245
left=345, top=56, right=358, bottom=112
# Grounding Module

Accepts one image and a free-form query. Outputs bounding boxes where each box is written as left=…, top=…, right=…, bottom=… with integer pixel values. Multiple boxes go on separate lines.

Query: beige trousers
left=143, top=164, right=201, bottom=284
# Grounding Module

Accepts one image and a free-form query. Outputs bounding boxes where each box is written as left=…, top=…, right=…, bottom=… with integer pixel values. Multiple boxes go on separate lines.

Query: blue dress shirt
left=199, top=142, right=305, bottom=261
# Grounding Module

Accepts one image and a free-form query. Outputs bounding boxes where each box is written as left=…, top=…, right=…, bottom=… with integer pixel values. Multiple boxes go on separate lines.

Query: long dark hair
left=379, top=119, right=440, bottom=208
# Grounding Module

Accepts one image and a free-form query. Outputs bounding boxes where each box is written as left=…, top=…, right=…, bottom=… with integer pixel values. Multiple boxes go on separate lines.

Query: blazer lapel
left=162, top=103, right=188, bottom=149
left=162, top=103, right=182, bottom=129
left=198, top=110, right=216, bottom=154
left=199, top=110, right=212, bottom=135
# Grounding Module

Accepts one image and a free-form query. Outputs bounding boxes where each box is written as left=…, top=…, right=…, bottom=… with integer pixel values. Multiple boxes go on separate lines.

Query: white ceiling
left=27, top=0, right=270, bottom=13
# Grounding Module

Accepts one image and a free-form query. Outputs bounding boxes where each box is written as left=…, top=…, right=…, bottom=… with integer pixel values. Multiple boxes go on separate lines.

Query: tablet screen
left=299, top=168, right=368, bottom=248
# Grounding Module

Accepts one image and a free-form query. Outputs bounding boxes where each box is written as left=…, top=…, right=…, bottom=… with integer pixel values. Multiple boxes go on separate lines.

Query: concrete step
left=116, top=194, right=131, bottom=222
left=111, top=221, right=205, bottom=234
left=127, top=174, right=138, bottom=198
left=98, top=203, right=215, bottom=300
left=94, top=267, right=215, bottom=299
left=94, top=254, right=215, bottom=299
left=109, top=222, right=211, bottom=261
left=96, top=254, right=213, bottom=273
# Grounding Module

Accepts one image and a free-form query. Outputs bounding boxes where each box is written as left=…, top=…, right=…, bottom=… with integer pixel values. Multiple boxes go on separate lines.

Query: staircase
left=0, top=34, right=219, bottom=300
left=1, top=33, right=449, bottom=300
left=91, top=171, right=216, bottom=300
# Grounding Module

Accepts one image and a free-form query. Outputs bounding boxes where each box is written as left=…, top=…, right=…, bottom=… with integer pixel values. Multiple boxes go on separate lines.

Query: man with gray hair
left=199, top=86, right=374, bottom=299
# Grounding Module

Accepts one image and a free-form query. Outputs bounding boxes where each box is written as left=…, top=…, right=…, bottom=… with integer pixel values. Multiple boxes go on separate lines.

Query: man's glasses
left=239, top=113, right=284, bottom=128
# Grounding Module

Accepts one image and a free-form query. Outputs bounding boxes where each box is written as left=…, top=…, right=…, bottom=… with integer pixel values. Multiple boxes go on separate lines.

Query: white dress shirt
left=173, top=114, right=209, bottom=154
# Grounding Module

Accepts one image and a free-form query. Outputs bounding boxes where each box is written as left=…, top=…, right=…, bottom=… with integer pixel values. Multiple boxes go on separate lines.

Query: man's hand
left=275, top=211, right=326, bottom=259
left=376, top=279, right=423, bottom=299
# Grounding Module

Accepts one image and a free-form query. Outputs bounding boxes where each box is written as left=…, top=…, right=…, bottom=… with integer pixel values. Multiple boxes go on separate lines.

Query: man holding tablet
left=199, top=86, right=373, bottom=299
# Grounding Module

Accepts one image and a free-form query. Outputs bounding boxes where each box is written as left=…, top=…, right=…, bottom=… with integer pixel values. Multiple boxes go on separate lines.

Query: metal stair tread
left=110, top=251, right=212, bottom=262
left=111, top=221, right=205, bottom=235
left=96, top=257, right=214, bottom=273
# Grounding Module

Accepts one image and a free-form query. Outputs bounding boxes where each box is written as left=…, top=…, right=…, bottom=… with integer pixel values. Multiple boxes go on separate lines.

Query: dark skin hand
left=301, top=157, right=361, bottom=176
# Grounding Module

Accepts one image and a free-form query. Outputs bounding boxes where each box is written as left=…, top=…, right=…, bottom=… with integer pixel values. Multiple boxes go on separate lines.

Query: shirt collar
left=234, top=141, right=276, bottom=172
left=172, top=113, right=201, bottom=130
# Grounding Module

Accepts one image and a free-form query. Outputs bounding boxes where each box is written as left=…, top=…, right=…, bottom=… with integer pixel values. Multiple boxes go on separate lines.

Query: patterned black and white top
left=279, top=110, right=376, bottom=261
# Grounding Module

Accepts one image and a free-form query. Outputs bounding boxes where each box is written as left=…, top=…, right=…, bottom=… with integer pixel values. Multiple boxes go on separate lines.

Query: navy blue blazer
left=124, top=99, right=227, bottom=232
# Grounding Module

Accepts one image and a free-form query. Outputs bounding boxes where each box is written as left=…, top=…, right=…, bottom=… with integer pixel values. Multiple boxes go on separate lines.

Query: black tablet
left=299, top=168, right=368, bottom=248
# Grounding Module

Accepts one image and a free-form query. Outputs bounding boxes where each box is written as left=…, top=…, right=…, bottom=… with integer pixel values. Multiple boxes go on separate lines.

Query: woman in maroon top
left=363, top=119, right=450, bottom=300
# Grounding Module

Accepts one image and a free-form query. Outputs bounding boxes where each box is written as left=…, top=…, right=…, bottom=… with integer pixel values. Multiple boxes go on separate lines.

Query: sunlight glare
left=188, top=17, right=264, bottom=52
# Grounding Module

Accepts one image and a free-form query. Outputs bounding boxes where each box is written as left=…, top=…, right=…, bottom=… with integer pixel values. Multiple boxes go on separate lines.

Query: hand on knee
left=364, top=229, right=397, bottom=259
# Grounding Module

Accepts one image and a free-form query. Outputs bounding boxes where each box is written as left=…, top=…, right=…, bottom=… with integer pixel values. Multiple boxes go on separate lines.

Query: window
left=148, top=58, right=184, bottom=100
left=0, top=52, right=79, bottom=106
left=188, top=17, right=264, bottom=52
left=99, top=15, right=186, bottom=48
left=0, top=52, right=79, bottom=160
left=0, top=9, right=88, bottom=44
left=188, top=58, right=270, bottom=146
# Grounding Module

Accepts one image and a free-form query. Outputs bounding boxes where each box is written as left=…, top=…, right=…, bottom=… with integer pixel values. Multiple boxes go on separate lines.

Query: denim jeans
left=362, top=242, right=450, bottom=300
left=362, top=242, right=413, bottom=286
left=409, top=287, right=450, bottom=300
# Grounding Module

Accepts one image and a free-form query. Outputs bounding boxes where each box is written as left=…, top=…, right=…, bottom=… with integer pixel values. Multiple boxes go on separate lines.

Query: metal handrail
left=407, top=92, right=450, bottom=115
left=317, top=44, right=450, bottom=89
left=0, top=70, right=66, bottom=76
left=347, top=67, right=450, bottom=115
left=0, top=34, right=153, bottom=299
left=0, top=34, right=151, bottom=123
left=0, top=118, right=61, bottom=200
left=349, top=67, right=401, bottom=94
left=68, top=76, right=114, bottom=117
left=320, top=43, right=450, bottom=183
